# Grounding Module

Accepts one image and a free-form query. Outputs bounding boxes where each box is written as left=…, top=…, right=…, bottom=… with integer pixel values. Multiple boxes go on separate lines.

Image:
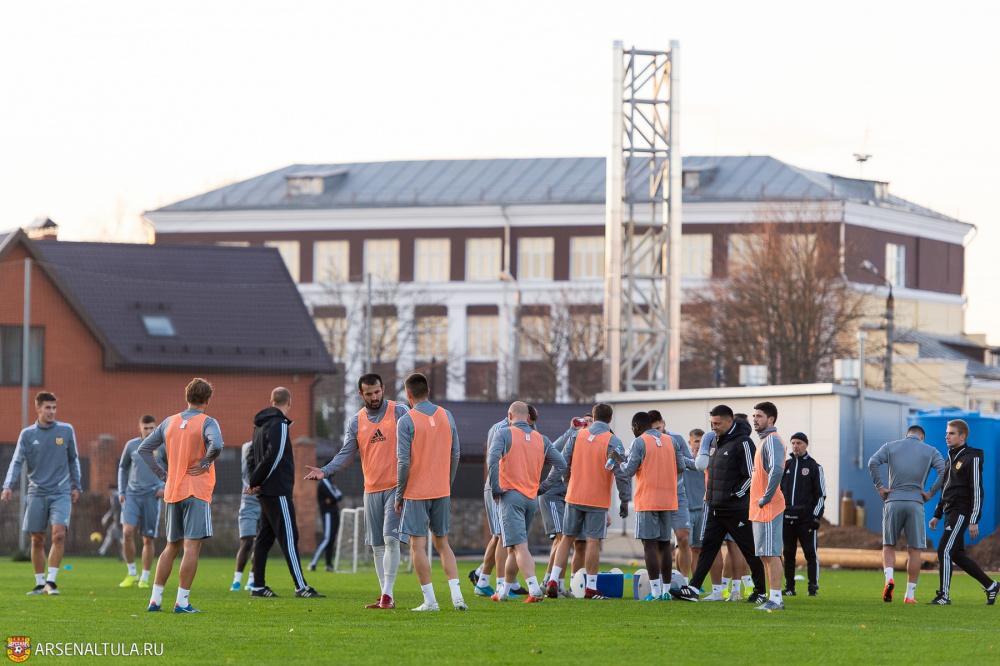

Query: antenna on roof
left=853, top=152, right=872, bottom=179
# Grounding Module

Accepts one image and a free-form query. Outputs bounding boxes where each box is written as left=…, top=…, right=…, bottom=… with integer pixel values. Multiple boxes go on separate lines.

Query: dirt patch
left=969, top=527, right=1000, bottom=571
left=817, top=519, right=884, bottom=550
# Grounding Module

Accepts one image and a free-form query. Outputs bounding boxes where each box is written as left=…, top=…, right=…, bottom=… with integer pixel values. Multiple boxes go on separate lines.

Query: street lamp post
left=859, top=260, right=894, bottom=393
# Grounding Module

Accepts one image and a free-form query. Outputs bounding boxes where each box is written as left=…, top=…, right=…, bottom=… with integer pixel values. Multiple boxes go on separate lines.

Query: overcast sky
left=2, top=0, right=997, bottom=340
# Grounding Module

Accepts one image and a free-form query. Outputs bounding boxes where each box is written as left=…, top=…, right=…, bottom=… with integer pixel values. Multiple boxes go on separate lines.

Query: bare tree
left=685, top=208, right=864, bottom=386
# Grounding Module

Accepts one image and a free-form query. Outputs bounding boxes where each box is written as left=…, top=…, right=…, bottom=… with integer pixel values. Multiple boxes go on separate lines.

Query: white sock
left=176, top=587, right=190, bottom=608
left=682, top=576, right=689, bottom=586
left=233, top=571, right=242, bottom=584
left=372, top=545, right=386, bottom=591
left=127, top=563, right=137, bottom=577
left=769, top=589, right=782, bottom=604
left=586, top=574, right=597, bottom=590
left=732, top=579, right=742, bottom=596
left=722, top=577, right=731, bottom=591
left=247, top=572, right=255, bottom=588
left=475, top=565, right=483, bottom=578
left=542, top=572, right=550, bottom=586
left=550, top=565, right=563, bottom=583
left=448, top=578, right=463, bottom=603
left=47, top=567, right=58, bottom=583
left=712, top=584, right=725, bottom=594
left=526, top=576, right=541, bottom=597
left=382, top=538, right=400, bottom=597
left=140, top=570, right=151, bottom=583
left=477, top=572, right=491, bottom=587
left=510, top=580, right=523, bottom=591
left=150, top=584, right=164, bottom=606
left=885, top=567, right=894, bottom=582
left=495, top=579, right=507, bottom=597
left=558, top=578, right=566, bottom=592
left=651, top=579, right=663, bottom=597
left=421, top=582, right=437, bottom=606
left=35, top=573, right=45, bottom=586
left=742, top=575, right=753, bottom=589
left=905, top=582, right=917, bottom=600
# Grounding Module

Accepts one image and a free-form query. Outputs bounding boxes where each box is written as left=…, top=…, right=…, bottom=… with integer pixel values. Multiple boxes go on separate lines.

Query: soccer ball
left=633, top=568, right=651, bottom=599
left=570, top=569, right=587, bottom=598
left=90, top=531, right=102, bottom=544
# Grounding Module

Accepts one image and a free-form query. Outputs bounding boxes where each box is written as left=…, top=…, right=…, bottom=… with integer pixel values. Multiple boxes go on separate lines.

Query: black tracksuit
left=248, top=407, right=309, bottom=591
left=934, top=444, right=994, bottom=594
left=309, top=478, right=342, bottom=569
left=781, top=452, right=826, bottom=592
left=690, top=419, right=766, bottom=595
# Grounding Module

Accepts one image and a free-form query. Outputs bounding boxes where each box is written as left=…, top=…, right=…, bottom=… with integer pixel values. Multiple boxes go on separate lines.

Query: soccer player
left=139, top=378, right=223, bottom=613
left=781, top=432, right=825, bottom=597
left=305, top=373, right=409, bottom=609
left=395, top=372, right=467, bottom=612
left=246, top=387, right=323, bottom=598
left=691, top=428, right=727, bottom=599
left=1, top=391, right=81, bottom=596
left=231, top=441, right=258, bottom=592
left=118, top=414, right=165, bottom=589
left=487, top=401, right=567, bottom=603
left=684, top=429, right=713, bottom=584
left=619, top=411, right=686, bottom=600
left=928, top=419, right=998, bottom=605
left=749, top=402, right=787, bottom=611
left=546, top=403, right=631, bottom=600
left=673, top=405, right=766, bottom=603
left=308, top=476, right=342, bottom=573
left=868, top=424, right=946, bottom=604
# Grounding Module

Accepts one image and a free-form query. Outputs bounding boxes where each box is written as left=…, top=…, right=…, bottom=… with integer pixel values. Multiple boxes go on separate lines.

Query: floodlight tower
left=604, top=40, right=681, bottom=392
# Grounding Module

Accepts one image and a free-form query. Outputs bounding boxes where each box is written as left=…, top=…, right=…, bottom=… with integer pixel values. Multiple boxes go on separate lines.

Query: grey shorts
left=238, top=494, right=260, bottom=539
left=400, top=497, right=450, bottom=537
left=484, top=486, right=501, bottom=536
left=753, top=513, right=783, bottom=557
left=364, top=488, right=406, bottom=546
left=690, top=510, right=705, bottom=547
left=563, top=504, right=607, bottom=540
left=23, top=494, right=71, bottom=533
left=635, top=510, right=673, bottom=541
left=882, top=500, right=926, bottom=549
left=122, top=493, right=162, bottom=538
left=671, top=504, right=691, bottom=532
left=499, top=490, right=537, bottom=547
left=164, top=497, right=213, bottom=542
left=537, top=492, right=566, bottom=538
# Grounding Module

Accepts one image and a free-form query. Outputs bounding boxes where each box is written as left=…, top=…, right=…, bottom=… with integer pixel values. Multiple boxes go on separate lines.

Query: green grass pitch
left=2, top=557, right=997, bottom=664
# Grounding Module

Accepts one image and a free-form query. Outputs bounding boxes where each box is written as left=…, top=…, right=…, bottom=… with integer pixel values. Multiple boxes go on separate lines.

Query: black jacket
left=781, top=453, right=826, bottom=522
left=249, top=407, right=295, bottom=497
left=317, top=478, right=343, bottom=512
left=706, top=419, right=755, bottom=512
left=934, top=445, right=985, bottom=524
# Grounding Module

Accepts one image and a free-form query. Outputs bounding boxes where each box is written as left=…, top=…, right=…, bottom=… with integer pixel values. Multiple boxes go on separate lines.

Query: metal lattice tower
left=604, top=40, right=682, bottom=393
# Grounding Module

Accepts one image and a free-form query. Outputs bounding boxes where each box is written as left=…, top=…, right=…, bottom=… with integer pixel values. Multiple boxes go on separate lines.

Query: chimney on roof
left=285, top=168, right=347, bottom=198
left=25, top=216, right=59, bottom=241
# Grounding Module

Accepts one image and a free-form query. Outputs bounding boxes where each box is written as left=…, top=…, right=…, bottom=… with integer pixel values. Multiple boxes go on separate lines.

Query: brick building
left=0, top=230, right=335, bottom=553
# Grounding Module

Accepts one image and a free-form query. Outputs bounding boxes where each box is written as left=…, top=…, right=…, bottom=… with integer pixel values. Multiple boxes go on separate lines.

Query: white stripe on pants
left=279, top=496, right=306, bottom=589
left=310, top=512, right=333, bottom=569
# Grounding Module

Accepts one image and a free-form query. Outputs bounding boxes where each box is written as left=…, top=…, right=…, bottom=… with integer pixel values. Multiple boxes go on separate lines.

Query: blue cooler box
left=596, top=572, right=624, bottom=598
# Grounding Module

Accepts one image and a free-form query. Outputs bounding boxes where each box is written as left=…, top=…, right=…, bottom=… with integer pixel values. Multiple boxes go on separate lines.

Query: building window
left=364, top=239, right=400, bottom=282
left=517, top=237, right=554, bottom=281
left=681, top=234, right=713, bottom=279
left=467, top=315, right=499, bottom=359
left=141, top=315, right=176, bottom=337
left=370, top=316, right=398, bottom=361
left=886, top=243, right=906, bottom=288
left=416, top=316, right=449, bottom=359
left=415, top=239, right=451, bottom=283
left=570, top=236, right=604, bottom=280
left=569, top=311, right=604, bottom=360
left=0, top=326, right=44, bottom=386
left=466, top=238, right=502, bottom=281
left=519, top=315, right=551, bottom=360
left=314, top=241, right=350, bottom=284
left=265, top=241, right=301, bottom=282
left=315, top=317, right=348, bottom=362
left=728, top=233, right=763, bottom=270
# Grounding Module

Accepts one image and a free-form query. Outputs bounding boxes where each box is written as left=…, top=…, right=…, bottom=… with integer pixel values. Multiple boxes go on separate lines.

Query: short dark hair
left=358, top=373, right=383, bottom=391
left=734, top=413, right=748, bottom=421
left=632, top=411, right=653, bottom=432
left=907, top=424, right=926, bottom=438
left=404, top=372, right=430, bottom=399
left=592, top=403, right=613, bottom=423
left=527, top=404, right=538, bottom=423
left=689, top=428, right=705, bottom=438
left=34, top=391, right=57, bottom=407
left=647, top=409, right=663, bottom=423
left=754, top=401, right=778, bottom=422
left=709, top=404, right=734, bottom=419
left=185, top=378, right=213, bottom=405
left=140, top=414, right=156, bottom=424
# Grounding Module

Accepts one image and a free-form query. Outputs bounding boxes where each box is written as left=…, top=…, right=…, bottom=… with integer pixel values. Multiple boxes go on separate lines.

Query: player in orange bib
left=750, top=401, right=787, bottom=611
left=305, top=373, right=409, bottom=609
left=137, top=378, right=223, bottom=614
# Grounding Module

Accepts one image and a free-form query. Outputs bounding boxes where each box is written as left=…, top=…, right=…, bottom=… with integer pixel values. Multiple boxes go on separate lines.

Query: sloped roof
left=9, top=237, right=334, bottom=374
left=895, top=329, right=1000, bottom=380
left=154, top=155, right=961, bottom=223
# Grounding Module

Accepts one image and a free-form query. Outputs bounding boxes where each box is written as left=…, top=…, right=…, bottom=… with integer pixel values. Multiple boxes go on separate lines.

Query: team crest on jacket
left=955, top=462, right=963, bottom=470
left=5, top=636, right=31, bottom=663
left=801, top=468, right=810, bottom=476
left=55, top=437, right=64, bottom=446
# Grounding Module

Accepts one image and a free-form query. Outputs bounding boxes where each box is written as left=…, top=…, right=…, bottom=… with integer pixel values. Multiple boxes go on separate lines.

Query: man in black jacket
left=928, top=419, right=998, bottom=605
left=781, top=432, right=825, bottom=596
left=246, top=387, right=323, bottom=598
left=673, top=404, right=766, bottom=602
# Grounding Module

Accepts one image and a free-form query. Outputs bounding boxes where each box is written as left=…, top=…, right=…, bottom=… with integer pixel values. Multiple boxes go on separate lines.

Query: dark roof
left=895, top=329, right=1000, bottom=380
left=154, top=155, right=961, bottom=223
left=14, top=238, right=334, bottom=373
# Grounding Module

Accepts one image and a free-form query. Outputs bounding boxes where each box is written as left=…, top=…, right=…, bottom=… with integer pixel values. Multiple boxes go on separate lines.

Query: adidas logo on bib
left=370, top=428, right=387, bottom=443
